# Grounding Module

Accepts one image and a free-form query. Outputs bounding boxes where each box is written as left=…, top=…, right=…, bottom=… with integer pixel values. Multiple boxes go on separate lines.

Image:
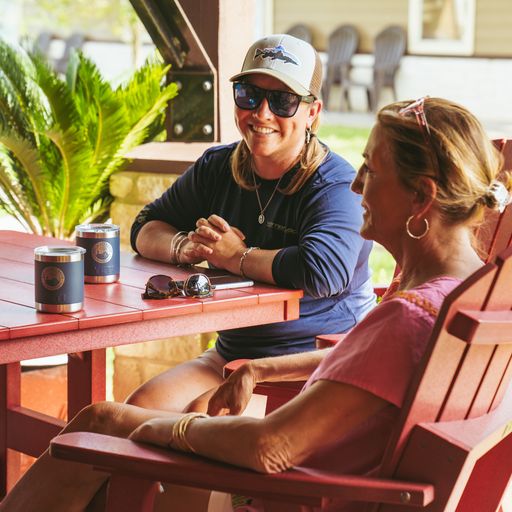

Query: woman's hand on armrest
left=207, top=363, right=257, bottom=416
left=207, top=349, right=333, bottom=416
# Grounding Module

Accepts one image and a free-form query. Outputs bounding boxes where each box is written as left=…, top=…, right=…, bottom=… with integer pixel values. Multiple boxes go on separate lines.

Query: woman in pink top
left=2, top=98, right=511, bottom=512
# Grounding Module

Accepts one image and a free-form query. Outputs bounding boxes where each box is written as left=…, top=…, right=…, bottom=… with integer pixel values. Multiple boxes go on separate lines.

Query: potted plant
left=0, top=38, right=177, bottom=238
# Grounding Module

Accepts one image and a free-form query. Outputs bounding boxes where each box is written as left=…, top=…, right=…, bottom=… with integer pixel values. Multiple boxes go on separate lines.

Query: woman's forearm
left=186, top=415, right=283, bottom=473
left=135, top=220, right=178, bottom=263
left=248, top=348, right=332, bottom=382
left=188, top=379, right=389, bottom=474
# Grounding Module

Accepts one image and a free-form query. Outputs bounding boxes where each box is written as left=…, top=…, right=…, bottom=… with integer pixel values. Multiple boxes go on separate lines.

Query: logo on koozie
left=92, top=241, right=113, bottom=264
left=41, top=266, right=65, bottom=291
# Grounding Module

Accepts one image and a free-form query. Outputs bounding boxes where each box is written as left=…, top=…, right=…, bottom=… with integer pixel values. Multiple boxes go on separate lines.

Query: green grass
left=369, top=244, right=396, bottom=286
left=317, top=124, right=371, bottom=169
left=317, top=124, right=395, bottom=285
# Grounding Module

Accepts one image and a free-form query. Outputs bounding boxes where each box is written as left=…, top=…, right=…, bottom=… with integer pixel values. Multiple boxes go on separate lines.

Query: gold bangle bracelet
left=239, top=246, right=259, bottom=278
left=169, top=412, right=209, bottom=453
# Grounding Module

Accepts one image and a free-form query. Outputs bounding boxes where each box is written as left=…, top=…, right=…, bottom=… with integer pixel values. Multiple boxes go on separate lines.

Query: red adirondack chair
left=50, top=247, right=512, bottom=512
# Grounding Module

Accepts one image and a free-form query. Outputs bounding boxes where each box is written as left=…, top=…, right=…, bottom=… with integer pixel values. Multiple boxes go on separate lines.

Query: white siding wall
left=274, top=0, right=512, bottom=56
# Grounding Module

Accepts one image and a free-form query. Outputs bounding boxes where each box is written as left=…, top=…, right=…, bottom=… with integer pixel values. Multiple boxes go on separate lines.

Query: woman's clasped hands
left=183, top=214, right=247, bottom=272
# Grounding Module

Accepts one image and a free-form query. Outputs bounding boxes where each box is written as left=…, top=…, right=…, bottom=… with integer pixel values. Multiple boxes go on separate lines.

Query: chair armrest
left=316, top=333, right=346, bottom=348
left=374, top=285, right=388, bottom=299
left=223, top=359, right=251, bottom=378
left=50, top=432, right=435, bottom=508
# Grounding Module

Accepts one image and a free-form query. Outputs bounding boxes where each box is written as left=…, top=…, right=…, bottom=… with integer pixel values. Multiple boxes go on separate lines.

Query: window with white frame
left=408, top=0, right=476, bottom=55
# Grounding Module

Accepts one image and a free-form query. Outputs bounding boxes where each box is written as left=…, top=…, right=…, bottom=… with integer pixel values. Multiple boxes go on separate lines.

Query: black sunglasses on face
left=142, top=273, right=214, bottom=300
left=233, top=82, right=315, bottom=118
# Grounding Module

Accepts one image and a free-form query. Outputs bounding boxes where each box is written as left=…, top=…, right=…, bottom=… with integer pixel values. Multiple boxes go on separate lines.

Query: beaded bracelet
left=169, top=412, right=209, bottom=453
left=239, top=246, right=259, bottom=278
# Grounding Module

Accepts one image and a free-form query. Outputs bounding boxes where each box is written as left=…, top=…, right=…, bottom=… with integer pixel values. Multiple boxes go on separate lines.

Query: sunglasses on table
left=233, top=82, right=315, bottom=118
left=142, top=273, right=214, bottom=300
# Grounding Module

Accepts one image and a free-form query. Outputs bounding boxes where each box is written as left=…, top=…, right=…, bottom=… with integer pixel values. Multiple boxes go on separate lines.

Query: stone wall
left=109, top=170, right=215, bottom=401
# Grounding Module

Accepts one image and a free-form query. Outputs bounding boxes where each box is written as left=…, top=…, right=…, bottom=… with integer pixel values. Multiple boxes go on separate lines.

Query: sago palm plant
left=0, top=38, right=178, bottom=238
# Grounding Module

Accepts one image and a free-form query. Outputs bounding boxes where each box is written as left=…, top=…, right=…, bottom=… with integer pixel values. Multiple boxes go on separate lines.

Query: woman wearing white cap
left=125, top=34, right=375, bottom=415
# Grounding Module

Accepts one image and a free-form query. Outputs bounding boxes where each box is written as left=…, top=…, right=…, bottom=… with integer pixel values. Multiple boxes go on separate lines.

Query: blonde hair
left=230, top=115, right=327, bottom=195
left=377, top=98, right=511, bottom=228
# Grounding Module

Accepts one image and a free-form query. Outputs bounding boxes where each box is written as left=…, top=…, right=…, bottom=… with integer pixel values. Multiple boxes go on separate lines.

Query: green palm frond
left=0, top=41, right=35, bottom=140
left=0, top=129, right=53, bottom=233
left=73, top=54, right=128, bottom=174
left=117, top=54, right=170, bottom=124
left=79, top=195, right=113, bottom=226
left=88, top=58, right=177, bottom=205
left=117, top=81, right=177, bottom=154
left=0, top=37, right=175, bottom=239
left=0, top=41, right=51, bottom=141
left=0, top=156, right=39, bottom=233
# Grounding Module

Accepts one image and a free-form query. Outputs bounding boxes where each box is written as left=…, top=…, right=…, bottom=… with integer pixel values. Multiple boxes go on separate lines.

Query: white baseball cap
left=230, top=34, right=322, bottom=98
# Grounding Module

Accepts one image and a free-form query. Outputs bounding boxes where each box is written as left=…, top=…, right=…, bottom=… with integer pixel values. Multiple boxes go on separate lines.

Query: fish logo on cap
left=254, top=45, right=300, bottom=66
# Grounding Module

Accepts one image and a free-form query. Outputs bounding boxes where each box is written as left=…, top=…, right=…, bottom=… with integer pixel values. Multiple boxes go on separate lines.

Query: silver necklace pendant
left=252, top=167, right=284, bottom=228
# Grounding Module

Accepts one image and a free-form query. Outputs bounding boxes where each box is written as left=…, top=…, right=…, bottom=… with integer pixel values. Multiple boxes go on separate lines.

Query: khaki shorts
left=195, top=347, right=228, bottom=378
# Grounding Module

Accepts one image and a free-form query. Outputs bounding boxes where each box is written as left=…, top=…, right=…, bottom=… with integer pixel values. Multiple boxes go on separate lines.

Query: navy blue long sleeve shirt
left=131, top=143, right=375, bottom=360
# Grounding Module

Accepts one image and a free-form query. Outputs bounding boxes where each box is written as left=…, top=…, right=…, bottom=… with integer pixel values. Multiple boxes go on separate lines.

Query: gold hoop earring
left=406, top=215, right=429, bottom=239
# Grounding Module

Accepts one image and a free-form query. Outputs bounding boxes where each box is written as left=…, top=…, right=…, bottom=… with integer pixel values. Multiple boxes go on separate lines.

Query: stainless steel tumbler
left=34, top=246, right=86, bottom=313
left=75, top=223, right=120, bottom=283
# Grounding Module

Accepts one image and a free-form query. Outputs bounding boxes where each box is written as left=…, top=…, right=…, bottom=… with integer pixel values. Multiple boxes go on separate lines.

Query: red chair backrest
left=477, top=138, right=512, bottom=262
left=377, top=247, right=512, bottom=501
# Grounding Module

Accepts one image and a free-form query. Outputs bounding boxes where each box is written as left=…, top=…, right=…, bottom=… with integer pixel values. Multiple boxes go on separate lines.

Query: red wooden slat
left=490, top=355, right=512, bottom=411
left=0, top=327, right=9, bottom=342
left=438, top=250, right=512, bottom=423
left=0, top=363, right=21, bottom=496
left=485, top=246, right=512, bottom=310
left=51, top=432, right=434, bottom=507
left=0, top=301, right=78, bottom=338
left=0, top=244, right=36, bottom=264
left=6, top=407, right=64, bottom=457
left=201, top=289, right=259, bottom=312
left=459, top=248, right=512, bottom=418
left=139, top=298, right=203, bottom=320
left=0, top=278, right=40, bottom=308
left=468, top=345, right=512, bottom=417
left=68, top=350, right=106, bottom=419
left=116, top=266, right=164, bottom=288
left=448, top=310, right=512, bottom=344
left=0, top=259, right=33, bottom=284
left=0, top=230, right=71, bottom=248
left=443, top=345, right=497, bottom=422
left=379, top=263, right=498, bottom=475
left=106, top=474, right=159, bottom=512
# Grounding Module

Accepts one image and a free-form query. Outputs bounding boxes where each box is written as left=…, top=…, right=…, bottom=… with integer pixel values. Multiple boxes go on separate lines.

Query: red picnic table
left=0, top=230, right=302, bottom=495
